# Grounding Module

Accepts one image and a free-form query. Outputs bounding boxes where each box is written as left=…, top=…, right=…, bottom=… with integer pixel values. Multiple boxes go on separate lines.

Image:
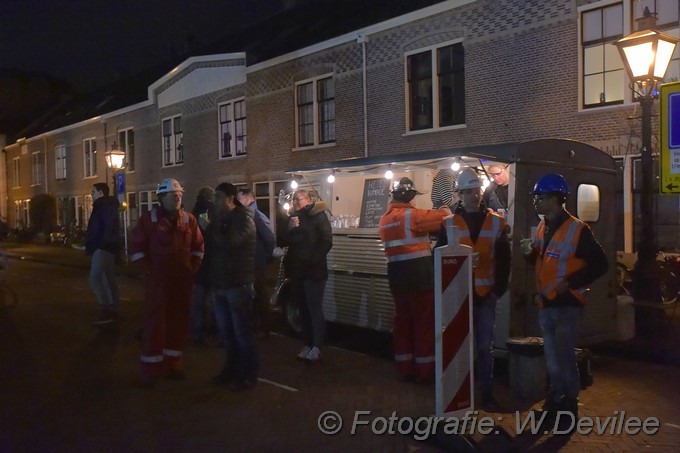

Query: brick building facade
left=2, top=0, right=679, bottom=251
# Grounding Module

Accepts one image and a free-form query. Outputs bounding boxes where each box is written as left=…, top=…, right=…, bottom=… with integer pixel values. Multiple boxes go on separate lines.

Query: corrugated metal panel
left=323, top=230, right=393, bottom=331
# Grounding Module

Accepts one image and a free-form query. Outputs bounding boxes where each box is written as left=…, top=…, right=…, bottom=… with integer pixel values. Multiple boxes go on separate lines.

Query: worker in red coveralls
left=129, top=178, right=204, bottom=386
left=379, top=177, right=451, bottom=382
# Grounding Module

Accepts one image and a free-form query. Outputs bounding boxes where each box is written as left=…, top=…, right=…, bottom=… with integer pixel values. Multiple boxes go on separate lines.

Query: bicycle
left=617, top=251, right=679, bottom=304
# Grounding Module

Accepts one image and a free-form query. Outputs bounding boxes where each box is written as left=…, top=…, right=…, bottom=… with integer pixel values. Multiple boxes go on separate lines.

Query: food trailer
left=282, top=139, right=618, bottom=354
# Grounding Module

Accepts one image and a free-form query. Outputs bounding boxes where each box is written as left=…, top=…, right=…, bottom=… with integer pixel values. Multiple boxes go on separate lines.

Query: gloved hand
left=520, top=238, right=534, bottom=255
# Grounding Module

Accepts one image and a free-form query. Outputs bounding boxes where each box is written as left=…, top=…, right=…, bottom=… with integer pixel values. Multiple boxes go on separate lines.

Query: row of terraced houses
left=2, top=0, right=680, bottom=253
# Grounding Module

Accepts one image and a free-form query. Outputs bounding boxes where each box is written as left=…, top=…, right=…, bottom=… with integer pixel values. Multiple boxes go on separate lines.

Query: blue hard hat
left=531, top=173, right=570, bottom=195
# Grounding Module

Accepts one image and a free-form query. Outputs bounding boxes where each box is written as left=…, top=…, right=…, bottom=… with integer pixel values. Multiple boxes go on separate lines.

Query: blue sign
left=669, top=93, right=680, bottom=148
left=115, top=172, right=126, bottom=194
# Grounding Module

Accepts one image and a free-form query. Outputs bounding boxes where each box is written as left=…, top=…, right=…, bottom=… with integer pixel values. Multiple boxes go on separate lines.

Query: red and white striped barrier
left=434, top=218, right=475, bottom=417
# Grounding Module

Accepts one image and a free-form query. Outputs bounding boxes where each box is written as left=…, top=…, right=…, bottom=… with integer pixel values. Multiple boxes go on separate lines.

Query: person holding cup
left=282, top=189, right=333, bottom=362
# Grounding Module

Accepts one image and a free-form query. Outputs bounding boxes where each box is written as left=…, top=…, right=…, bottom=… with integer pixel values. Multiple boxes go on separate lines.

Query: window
left=14, top=199, right=30, bottom=229
left=139, top=191, right=159, bottom=216
left=127, top=192, right=138, bottom=228
left=83, top=138, right=97, bottom=177
left=295, top=75, right=335, bottom=147
left=55, top=145, right=66, bottom=180
left=12, top=157, right=20, bottom=188
left=406, top=41, right=465, bottom=131
left=580, top=1, right=680, bottom=109
left=32, top=151, right=43, bottom=186
left=118, top=128, right=135, bottom=172
left=162, top=116, right=183, bottom=166
left=577, top=184, right=601, bottom=222
left=218, top=99, right=247, bottom=158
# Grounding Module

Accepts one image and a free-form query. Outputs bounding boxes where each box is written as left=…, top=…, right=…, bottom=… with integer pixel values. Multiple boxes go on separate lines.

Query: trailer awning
left=286, top=142, right=520, bottom=175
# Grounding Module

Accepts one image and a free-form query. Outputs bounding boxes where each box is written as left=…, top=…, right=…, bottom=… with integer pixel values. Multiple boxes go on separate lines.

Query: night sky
left=1, top=0, right=290, bottom=91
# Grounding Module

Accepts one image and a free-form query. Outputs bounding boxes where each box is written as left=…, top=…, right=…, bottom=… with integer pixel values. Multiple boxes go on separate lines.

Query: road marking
left=257, top=377, right=298, bottom=392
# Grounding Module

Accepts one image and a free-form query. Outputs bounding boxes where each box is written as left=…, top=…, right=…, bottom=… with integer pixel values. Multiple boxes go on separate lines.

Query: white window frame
left=118, top=128, right=135, bottom=172
left=139, top=190, right=159, bottom=216
left=577, top=0, right=679, bottom=111
left=294, top=73, right=336, bottom=150
left=83, top=137, right=97, bottom=178
left=218, top=97, right=247, bottom=159
left=161, top=115, right=183, bottom=167
left=55, top=144, right=67, bottom=180
left=404, top=38, right=466, bottom=134
left=31, top=151, right=43, bottom=186
left=12, top=157, right=20, bottom=189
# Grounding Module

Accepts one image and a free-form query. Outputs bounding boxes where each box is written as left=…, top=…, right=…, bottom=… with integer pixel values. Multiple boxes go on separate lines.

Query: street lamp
left=104, top=142, right=128, bottom=261
left=615, top=8, right=679, bottom=302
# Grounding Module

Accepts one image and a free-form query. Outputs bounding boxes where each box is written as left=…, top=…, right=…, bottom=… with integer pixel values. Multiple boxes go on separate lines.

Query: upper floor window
left=218, top=99, right=247, bottom=158
left=580, top=1, right=680, bottom=109
left=295, top=75, right=335, bottom=148
left=118, top=128, right=135, bottom=172
left=406, top=41, right=465, bottom=131
left=55, top=145, right=66, bottom=180
left=83, top=138, right=97, bottom=178
left=31, top=151, right=43, bottom=186
left=162, top=116, right=183, bottom=166
left=12, top=157, right=20, bottom=188
left=581, top=2, right=625, bottom=108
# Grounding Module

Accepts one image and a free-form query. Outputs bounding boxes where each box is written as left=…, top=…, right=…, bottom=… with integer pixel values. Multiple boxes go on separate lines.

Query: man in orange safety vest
left=379, top=177, right=451, bottom=382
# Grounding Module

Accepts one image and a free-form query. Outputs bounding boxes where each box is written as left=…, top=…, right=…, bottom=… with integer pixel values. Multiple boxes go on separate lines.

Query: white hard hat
left=456, top=169, right=482, bottom=191
left=156, top=178, right=184, bottom=194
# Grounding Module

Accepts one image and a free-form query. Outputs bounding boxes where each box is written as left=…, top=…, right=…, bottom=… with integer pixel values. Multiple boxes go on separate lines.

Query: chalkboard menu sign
left=359, top=178, right=391, bottom=228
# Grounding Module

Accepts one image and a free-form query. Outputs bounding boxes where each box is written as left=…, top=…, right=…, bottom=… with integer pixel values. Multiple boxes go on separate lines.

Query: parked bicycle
left=617, top=251, right=680, bottom=303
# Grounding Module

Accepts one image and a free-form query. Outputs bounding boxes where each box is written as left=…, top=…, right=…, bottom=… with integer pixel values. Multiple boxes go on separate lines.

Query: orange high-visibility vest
left=379, top=202, right=447, bottom=263
left=453, top=211, right=505, bottom=297
left=535, top=215, right=588, bottom=304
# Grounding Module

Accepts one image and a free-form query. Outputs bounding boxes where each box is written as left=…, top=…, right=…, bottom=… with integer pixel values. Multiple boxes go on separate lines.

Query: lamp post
left=104, top=143, right=128, bottom=261
left=615, top=8, right=679, bottom=302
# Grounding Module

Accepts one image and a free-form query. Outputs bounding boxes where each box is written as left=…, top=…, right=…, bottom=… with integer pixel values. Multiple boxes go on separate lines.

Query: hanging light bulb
left=451, top=159, right=461, bottom=172
left=283, top=202, right=291, bottom=211
left=482, top=178, right=491, bottom=191
left=384, top=168, right=393, bottom=179
left=327, top=171, right=335, bottom=183
left=291, top=179, right=298, bottom=189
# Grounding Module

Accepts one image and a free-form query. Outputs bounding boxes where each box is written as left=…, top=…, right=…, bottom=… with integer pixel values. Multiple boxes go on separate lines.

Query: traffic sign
left=660, top=81, right=680, bottom=194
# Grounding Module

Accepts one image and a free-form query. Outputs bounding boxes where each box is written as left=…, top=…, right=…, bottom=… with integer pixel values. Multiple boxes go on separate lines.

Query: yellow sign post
left=660, top=81, right=680, bottom=194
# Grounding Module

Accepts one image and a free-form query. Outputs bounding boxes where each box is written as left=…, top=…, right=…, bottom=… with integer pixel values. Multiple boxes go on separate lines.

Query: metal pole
left=632, top=93, right=661, bottom=302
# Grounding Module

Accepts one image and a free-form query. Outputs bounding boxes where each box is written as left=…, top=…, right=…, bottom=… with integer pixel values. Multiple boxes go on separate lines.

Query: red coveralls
left=379, top=202, right=448, bottom=380
left=129, top=207, right=204, bottom=379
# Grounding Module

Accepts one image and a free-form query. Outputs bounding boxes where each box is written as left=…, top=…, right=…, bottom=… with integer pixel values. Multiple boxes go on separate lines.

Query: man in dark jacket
left=206, top=183, right=258, bottom=391
left=86, top=182, right=121, bottom=325
left=238, top=188, right=276, bottom=336
left=282, top=189, right=332, bottom=362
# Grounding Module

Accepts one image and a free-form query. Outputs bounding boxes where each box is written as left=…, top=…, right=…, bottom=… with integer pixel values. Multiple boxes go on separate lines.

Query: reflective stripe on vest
left=140, top=354, right=164, bottom=363
left=381, top=207, right=433, bottom=263
left=453, top=212, right=503, bottom=297
left=536, top=216, right=588, bottom=304
left=395, top=353, right=414, bottom=362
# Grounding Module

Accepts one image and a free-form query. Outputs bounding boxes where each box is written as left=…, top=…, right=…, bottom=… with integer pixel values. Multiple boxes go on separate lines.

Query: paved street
left=1, top=242, right=679, bottom=452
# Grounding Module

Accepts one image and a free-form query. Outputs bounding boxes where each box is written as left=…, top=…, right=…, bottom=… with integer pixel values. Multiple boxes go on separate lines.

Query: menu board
left=359, top=178, right=391, bottom=228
